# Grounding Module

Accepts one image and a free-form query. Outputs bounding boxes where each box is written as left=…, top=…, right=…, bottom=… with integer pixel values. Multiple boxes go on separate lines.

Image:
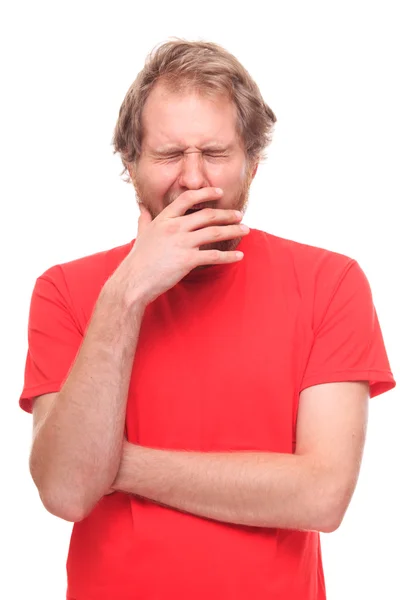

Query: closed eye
left=159, top=153, right=227, bottom=160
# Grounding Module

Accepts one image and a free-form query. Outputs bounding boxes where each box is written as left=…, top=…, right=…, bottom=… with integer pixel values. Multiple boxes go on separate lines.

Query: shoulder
left=36, top=238, right=135, bottom=301
left=252, top=227, right=357, bottom=286
left=256, top=230, right=376, bottom=341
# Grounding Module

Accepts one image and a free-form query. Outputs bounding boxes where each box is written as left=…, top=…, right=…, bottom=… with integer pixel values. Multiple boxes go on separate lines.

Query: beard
left=131, top=165, right=254, bottom=267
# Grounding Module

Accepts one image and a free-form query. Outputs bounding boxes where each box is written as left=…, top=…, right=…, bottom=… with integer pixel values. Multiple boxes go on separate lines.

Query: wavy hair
left=112, top=38, right=277, bottom=182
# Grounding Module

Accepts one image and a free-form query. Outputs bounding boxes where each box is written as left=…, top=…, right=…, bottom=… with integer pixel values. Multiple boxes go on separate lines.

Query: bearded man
left=20, top=39, right=396, bottom=600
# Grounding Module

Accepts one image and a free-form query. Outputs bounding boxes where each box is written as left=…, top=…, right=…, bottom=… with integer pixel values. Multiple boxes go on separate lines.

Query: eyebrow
left=152, top=143, right=233, bottom=155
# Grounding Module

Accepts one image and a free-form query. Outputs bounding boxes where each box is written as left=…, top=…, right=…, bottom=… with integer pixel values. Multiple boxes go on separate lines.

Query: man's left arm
left=110, top=381, right=369, bottom=533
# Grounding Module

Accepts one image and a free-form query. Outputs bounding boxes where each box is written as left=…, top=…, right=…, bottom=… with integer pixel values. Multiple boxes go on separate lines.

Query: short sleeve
left=300, top=259, right=396, bottom=398
left=19, top=266, right=84, bottom=414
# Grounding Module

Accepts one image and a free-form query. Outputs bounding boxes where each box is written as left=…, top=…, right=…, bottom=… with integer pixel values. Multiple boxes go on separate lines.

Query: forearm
left=112, top=443, right=336, bottom=533
left=30, top=283, right=146, bottom=521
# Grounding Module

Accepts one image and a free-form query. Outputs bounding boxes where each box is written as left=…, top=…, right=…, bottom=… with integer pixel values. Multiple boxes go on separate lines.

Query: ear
left=251, top=163, right=259, bottom=180
left=127, top=163, right=134, bottom=182
left=126, top=156, right=139, bottom=183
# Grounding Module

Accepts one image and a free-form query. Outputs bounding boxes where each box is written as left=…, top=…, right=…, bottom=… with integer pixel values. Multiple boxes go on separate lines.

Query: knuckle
left=163, top=219, right=180, bottom=234
left=209, top=249, right=221, bottom=262
left=183, top=190, right=196, bottom=202
left=209, top=226, right=222, bottom=239
left=204, top=207, right=216, bottom=219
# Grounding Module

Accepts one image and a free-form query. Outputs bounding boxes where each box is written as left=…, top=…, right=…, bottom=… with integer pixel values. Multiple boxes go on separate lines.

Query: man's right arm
left=29, top=281, right=147, bottom=523
left=28, top=187, right=247, bottom=523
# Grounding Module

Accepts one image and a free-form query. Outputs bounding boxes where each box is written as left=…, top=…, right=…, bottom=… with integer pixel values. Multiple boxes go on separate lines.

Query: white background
left=1, top=1, right=399, bottom=598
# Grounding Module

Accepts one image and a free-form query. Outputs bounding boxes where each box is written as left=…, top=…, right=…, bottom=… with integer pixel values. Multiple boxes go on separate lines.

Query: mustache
left=167, top=192, right=217, bottom=209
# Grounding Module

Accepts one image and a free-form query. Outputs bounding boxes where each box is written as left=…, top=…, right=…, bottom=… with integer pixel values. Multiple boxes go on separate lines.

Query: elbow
left=318, top=512, right=343, bottom=534
left=30, top=467, right=82, bottom=522
left=38, top=487, right=86, bottom=522
left=317, top=491, right=350, bottom=533
left=29, top=456, right=114, bottom=522
left=32, top=476, right=99, bottom=523
left=309, top=465, right=356, bottom=533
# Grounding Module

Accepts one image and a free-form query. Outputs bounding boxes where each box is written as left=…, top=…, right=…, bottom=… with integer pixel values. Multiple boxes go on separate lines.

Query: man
left=20, top=39, right=396, bottom=600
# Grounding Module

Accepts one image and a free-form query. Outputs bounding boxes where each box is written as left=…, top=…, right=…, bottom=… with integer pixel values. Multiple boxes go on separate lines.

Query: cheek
left=212, top=160, right=245, bottom=183
left=138, top=166, right=172, bottom=198
left=218, top=168, right=247, bottom=194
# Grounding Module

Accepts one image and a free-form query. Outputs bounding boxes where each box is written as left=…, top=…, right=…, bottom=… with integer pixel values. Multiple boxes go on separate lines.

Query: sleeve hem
left=19, top=382, right=63, bottom=414
left=300, top=369, right=396, bottom=399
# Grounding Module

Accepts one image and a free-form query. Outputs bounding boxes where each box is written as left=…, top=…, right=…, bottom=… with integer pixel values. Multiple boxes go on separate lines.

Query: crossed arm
left=105, top=381, right=369, bottom=533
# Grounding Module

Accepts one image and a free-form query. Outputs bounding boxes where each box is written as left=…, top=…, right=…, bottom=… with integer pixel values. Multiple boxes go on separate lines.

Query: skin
left=128, top=81, right=258, bottom=263
left=100, top=84, right=369, bottom=534
left=29, top=83, right=256, bottom=521
left=32, top=80, right=369, bottom=533
left=105, top=383, right=369, bottom=532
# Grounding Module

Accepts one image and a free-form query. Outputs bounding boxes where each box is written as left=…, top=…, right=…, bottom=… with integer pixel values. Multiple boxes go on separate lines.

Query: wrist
left=112, top=440, right=133, bottom=492
left=101, top=278, right=149, bottom=315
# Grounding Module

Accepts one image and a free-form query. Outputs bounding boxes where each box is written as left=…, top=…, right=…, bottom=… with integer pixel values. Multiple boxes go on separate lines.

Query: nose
left=177, top=151, right=209, bottom=190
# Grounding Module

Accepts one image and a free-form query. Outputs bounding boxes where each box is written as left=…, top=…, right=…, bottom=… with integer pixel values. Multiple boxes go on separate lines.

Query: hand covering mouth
left=184, top=204, right=214, bottom=216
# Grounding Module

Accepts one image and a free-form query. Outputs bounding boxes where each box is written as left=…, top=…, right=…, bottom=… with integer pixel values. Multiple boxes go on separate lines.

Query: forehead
left=141, top=83, right=241, bottom=150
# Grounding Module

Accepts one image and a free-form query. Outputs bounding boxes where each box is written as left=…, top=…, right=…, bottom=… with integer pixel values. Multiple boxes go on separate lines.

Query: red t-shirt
left=19, top=228, right=396, bottom=600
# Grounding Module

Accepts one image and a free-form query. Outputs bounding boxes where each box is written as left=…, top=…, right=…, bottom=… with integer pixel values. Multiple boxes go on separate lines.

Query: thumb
left=137, top=202, right=152, bottom=234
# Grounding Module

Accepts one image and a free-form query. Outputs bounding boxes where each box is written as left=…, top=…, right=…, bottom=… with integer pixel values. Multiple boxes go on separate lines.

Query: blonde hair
left=112, top=38, right=277, bottom=182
